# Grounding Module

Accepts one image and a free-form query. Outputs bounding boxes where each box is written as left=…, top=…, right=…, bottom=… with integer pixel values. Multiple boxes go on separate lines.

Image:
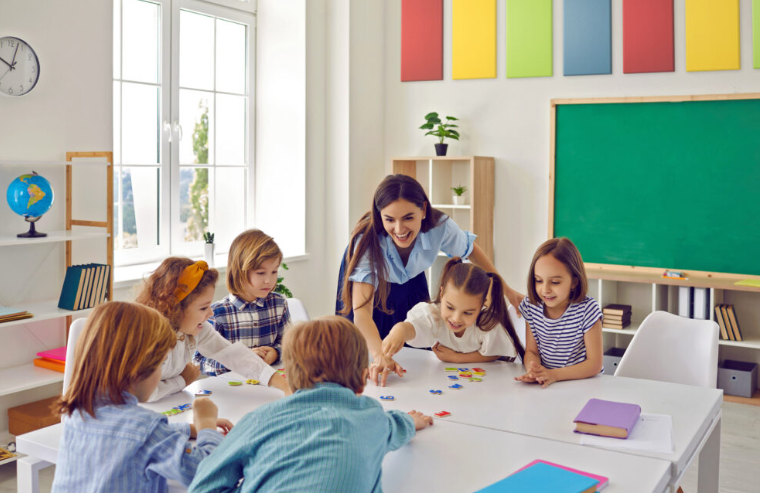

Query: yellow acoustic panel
left=685, top=0, right=740, bottom=71
left=453, top=0, right=497, bottom=79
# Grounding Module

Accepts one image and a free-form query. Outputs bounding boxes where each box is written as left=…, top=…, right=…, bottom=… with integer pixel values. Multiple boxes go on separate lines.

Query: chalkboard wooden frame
left=549, top=93, right=760, bottom=287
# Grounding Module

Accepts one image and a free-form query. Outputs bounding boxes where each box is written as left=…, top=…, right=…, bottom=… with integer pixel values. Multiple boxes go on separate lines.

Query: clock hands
left=10, top=42, right=19, bottom=70
left=0, top=56, right=12, bottom=69
left=0, top=67, right=11, bottom=83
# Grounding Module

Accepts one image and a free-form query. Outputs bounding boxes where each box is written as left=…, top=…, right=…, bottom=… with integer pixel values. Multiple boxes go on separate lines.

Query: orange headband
left=175, top=260, right=209, bottom=302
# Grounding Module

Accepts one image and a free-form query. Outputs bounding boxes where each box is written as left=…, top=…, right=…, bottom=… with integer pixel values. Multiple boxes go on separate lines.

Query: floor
left=0, top=401, right=758, bottom=492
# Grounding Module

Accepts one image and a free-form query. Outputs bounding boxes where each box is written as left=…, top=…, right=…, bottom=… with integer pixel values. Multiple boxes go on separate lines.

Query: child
left=382, top=258, right=525, bottom=364
left=135, top=257, right=289, bottom=401
left=515, top=237, right=603, bottom=388
left=188, top=316, right=433, bottom=493
left=52, top=302, right=232, bottom=493
left=195, top=229, right=290, bottom=374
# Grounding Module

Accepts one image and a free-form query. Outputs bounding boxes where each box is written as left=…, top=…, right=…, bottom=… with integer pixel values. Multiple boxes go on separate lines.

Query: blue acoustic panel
left=563, top=0, right=612, bottom=76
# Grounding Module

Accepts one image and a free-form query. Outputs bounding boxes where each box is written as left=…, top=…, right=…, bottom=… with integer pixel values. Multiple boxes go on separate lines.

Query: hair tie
left=175, top=260, right=209, bottom=302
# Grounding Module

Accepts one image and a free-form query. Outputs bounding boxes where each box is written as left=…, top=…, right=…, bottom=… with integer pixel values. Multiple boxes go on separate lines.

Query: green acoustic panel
left=553, top=98, right=760, bottom=276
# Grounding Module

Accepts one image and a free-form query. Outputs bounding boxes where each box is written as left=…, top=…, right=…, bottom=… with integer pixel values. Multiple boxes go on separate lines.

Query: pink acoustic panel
left=623, top=0, right=674, bottom=73
left=401, top=0, right=443, bottom=81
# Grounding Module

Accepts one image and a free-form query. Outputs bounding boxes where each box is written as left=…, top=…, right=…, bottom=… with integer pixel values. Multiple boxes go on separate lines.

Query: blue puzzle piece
left=429, top=389, right=443, bottom=395
left=457, top=368, right=469, bottom=372
left=449, top=384, right=463, bottom=389
left=379, top=395, right=395, bottom=401
left=447, top=375, right=459, bottom=380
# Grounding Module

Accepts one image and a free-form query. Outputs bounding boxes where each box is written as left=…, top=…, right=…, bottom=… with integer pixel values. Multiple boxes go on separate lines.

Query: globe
left=6, top=171, right=54, bottom=238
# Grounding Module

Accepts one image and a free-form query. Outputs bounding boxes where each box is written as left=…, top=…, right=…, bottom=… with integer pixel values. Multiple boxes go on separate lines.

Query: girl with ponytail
left=382, top=257, right=525, bottom=364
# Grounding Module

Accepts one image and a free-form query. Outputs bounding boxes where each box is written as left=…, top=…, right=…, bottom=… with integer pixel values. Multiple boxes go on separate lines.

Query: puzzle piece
left=444, top=367, right=458, bottom=372
left=472, top=367, right=485, bottom=373
left=458, top=372, right=472, bottom=378
left=472, top=371, right=486, bottom=376
left=245, top=379, right=260, bottom=385
left=469, top=377, right=483, bottom=382
left=429, top=389, right=443, bottom=395
left=448, top=384, right=463, bottom=389
left=174, top=403, right=192, bottom=412
left=379, top=395, right=395, bottom=401
left=195, top=390, right=212, bottom=396
left=447, top=375, right=459, bottom=380
left=457, top=368, right=469, bottom=372
left=434, top=411, right=451, bottom=418
left=228, top=381, right=243, bottom=386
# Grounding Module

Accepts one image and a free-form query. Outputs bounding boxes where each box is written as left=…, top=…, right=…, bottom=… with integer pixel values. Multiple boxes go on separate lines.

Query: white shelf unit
left=0, top=152, right=113, bottom=418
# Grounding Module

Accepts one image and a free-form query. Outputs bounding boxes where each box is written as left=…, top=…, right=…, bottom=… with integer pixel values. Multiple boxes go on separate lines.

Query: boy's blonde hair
left=283, top=316, right=368, bottom=393
left=226, top=229, right=282, bottom=297
left=527, top=237, right=588, bottom=305
left=56, top=302, right=176, bottom=418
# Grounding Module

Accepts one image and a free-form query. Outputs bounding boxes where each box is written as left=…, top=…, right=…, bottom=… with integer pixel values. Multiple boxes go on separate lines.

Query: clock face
left=0, top=37, right=40, bottom=97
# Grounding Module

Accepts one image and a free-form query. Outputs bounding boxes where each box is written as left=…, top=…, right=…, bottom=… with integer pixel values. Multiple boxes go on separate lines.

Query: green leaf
left=446, top=116, right=459, bottom=121
left=448, top=134, right=460, bottom=141
left=446, top=124, right=459, bottom=128
left=428, top=117, right=442, bottom=125
left=424, top=112, right=439, bottom=120
left=424, top=131, right=439, bottom=137
left=449, top=130, right=460, bottom=137
left=419, top=123, right=434, bottom=130
left=282, top=263, right=289, bottom=270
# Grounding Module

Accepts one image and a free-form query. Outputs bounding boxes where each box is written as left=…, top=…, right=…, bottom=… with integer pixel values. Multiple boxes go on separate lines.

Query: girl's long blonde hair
left=56, top=302, right=176, bottom=418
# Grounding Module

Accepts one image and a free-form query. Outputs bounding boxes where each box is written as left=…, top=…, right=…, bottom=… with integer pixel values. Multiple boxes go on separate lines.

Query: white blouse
left=148, top=321, right=276, bottom=402
left=405, top=302, right=518, bottom=358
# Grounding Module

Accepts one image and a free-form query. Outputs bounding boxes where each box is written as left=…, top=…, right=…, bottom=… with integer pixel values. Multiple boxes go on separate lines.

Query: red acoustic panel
left=401, top=0, right=443, bottom=81
left=623, top=0, right=674, bottom=73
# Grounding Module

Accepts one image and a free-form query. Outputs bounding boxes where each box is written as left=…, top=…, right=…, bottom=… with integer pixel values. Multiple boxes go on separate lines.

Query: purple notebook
left=573, top=398, right=641, bottom=439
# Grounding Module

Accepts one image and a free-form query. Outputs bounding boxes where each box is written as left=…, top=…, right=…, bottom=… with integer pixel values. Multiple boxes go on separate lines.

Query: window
left=113, top=0, right=255, bottom=267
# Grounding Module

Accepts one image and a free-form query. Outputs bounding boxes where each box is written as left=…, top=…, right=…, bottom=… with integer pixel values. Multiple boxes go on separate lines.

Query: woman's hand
left=369, top=354, right=404, bottom=387
left=505, top=288, right=525, bottom=317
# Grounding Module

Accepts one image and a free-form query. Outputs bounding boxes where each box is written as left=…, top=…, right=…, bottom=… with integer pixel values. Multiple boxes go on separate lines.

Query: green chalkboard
left=553, top=96, right=760, bottom=276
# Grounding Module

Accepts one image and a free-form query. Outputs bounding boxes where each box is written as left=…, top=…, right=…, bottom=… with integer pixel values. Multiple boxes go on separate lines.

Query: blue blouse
left=348, top=216, right=477, bottom=287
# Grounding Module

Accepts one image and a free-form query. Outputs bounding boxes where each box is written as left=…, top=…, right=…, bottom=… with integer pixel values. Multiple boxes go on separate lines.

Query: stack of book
left=714, top=304, right=743, bottom=342
left=602, top=304, right=632, bottom=329
left=476, top=460, right=607, bottom=492
left=58, top=263, right=111, bottom=311
left=33, top=346, right=66, bottom=373
left=0, top=306, right=33, bottom=324
left=573, top=398, right=641, bottom=439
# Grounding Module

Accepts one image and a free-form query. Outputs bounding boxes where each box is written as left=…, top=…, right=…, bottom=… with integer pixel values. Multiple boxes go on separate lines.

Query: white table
left=362, top=348, right=723, bottom=493
left=16, top=349, right=720, bottom=492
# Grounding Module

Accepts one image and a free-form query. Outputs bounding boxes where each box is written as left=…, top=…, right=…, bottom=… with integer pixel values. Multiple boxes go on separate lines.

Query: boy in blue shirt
left=189, top=316, right=433, bottom=493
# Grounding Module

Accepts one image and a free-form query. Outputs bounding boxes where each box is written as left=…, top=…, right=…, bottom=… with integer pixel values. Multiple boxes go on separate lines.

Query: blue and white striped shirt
left=188, top=383, right=416, bottom=493
left=519, top=296, right=603, bottom=370
left=196, top=292, right=290, bottom=375
left=52, top=392, right=223, bottom=493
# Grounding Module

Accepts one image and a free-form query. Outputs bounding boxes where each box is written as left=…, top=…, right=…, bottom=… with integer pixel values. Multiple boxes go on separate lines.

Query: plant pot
left=434, top=143, right=448, bottom=156
left=452, top=195, right=466, bottom=206
left=204, top=243, right=215, bottom=266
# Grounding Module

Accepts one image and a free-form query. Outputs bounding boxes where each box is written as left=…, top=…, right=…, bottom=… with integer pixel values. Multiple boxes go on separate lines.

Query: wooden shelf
left=0, top=364, right=63, bottom=397
left=0, top=230, right=110, bottom=247
left=432, top=204, right=471, bottom=210
left=0, top=300, right=92, bottom=329
left=602, top=321, right=641, bottom=335
left=587, top=267, right=760, bottom=293
left=0, top=160, right=110, bottom=167
left=391, top=156, right=491, bottom=161
left=723, top=389, right=760, bottom=407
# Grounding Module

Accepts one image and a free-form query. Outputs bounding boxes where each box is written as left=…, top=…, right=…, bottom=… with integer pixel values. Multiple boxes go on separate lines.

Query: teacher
left=336, top=174, right=521, bottom=386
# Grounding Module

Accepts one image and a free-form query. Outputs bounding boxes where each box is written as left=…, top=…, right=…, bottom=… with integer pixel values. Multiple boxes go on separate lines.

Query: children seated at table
left=382, top=258, right=525, bottom=365
left=195, top=229, right=290, bottom=373
left=515, top=237, right=603, bottom=388
left=135, top=257, right=289, bottom=401
left=52, top=302, right=232, bottom=493
left=188, top=316, right=433, bottom=493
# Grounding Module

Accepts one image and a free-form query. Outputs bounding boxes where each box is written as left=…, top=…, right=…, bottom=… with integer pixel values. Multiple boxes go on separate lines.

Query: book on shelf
left=602, top=320, right=631, bottom=329
left=725, top=305, right=743, bottom=342
left=0, top=306, right=32, bottom=324
left=693, top=287, right=709, bottom=320
left=714, top=305, right=730, bottom=340
left=574, top=398, right=641, bottom=439
left=475, top=460, right=600, bottom=493
left=33, top=357, right=64, bottom=373
left=37, top=346, right=66, bottom=363
left=678, top=286, right=692, bottom=318
left=719, top=305, right=737, bottom=341
left=602, top=312, right=631, bottom=321
left=602, top=304, right=631, bottom=316
left=58, top=263, right=111, bottom=311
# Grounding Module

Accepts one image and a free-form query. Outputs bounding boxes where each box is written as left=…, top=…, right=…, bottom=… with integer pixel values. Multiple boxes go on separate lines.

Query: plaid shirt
left=195, top=292, right=290, bottom=376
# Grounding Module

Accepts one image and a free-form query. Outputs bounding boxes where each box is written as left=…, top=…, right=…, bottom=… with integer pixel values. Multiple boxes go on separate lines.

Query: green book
left=58, top=265, right=85, bottom=310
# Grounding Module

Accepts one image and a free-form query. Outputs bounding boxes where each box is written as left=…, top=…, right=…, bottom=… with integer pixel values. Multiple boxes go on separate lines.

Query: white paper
left=580, top=413, right=674, bottom=454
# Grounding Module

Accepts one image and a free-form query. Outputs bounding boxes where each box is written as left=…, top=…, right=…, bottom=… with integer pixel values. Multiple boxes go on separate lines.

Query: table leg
left=697, top=416, right=721, bottom=493
left=16, top=456, right=52, bottom=493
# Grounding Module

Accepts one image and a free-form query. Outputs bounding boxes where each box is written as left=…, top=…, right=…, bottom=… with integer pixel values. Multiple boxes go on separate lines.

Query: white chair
left=615, top=311, right=719, bottom=388
left=288, top=298, right=310, bottom=322
left=62, top=317, right=88, bottom=393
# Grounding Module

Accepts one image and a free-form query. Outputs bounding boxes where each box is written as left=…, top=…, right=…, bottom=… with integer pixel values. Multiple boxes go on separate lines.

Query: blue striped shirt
left=188, top=383, right=416, bottom=493
left=519, top=296, right=603, bottom=370
left=52, top=392, right=223, bottom=493
left=196, top=292, right=290, bottom=375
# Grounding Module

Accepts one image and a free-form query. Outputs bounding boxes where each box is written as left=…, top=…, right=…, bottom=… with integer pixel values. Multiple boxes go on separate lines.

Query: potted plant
left=451, top=185, right=467, bottom=205
left=273, top=263, right=293, bottom=298
left=420, top=112, right=459, bottom=156
left=203, top=232, right=215, bottom=265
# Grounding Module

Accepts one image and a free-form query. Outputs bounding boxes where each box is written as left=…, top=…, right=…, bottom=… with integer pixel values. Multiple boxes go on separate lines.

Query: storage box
left=718, top=360, right=758, bottom=398
left=8, top=395, right=61, bottom=436
left=603, top=347, right=626, bottom=375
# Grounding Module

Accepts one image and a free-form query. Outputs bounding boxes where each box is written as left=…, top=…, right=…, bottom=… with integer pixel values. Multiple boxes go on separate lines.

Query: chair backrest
left=288, top=298, right=310, bottom=323
left=615, top=311, right=719, bottom=388
left=62, top=317, right=88, bottom=393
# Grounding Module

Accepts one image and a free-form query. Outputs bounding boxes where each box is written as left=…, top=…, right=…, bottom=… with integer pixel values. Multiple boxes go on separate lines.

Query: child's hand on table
left=252, top=346, right=278, bottom=365
left=180, top=362, right=201, bottom=386
left=408, top=410, right=434, bottom=431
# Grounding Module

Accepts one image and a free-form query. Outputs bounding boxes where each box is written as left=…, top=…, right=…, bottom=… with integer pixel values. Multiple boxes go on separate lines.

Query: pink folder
left=36, top=346, right=67, bottom=363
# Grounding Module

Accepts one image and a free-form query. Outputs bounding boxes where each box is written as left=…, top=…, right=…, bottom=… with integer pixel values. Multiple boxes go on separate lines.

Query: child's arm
left=382, top=322, right=416, bottom=357
left=384, top=409, right=419, bottom=452
left=431, top=343, right=500, bottom=363
left=523, top=320, right=604, bottom=388
left=515, top=322, right=541, bottom=383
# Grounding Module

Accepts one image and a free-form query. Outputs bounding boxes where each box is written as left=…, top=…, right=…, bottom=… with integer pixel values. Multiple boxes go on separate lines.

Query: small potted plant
left=203, top=232, right=215, bottom=265
left=451, top=185, right=468, bottom=205
left=273, top=263, right=293, bottom=298
left=420, top=112, right=459, bottom=156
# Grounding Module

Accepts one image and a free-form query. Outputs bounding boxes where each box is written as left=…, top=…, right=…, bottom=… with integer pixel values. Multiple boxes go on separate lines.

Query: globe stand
left=17, top=216, right=47, bottom=238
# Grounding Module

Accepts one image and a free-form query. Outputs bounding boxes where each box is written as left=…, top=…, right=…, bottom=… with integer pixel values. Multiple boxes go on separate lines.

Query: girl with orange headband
left=135, top=257, right=290, bottom=401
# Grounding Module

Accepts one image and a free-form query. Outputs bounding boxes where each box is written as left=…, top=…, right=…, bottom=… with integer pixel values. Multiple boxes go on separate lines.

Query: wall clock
left=0, top=36, right=40, bottom=97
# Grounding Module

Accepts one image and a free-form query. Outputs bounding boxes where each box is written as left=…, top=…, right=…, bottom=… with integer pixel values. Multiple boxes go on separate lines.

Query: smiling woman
left=336, top=175, right=521, bottom=386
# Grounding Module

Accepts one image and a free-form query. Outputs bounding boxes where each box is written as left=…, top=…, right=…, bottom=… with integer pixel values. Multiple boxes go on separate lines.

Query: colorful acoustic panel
left=452, top=0, right=496, bottom=79
left=754, top=0, right=760, bottom=68
left=685, top=0, right=740, bottom=72
left=623, top=0, right=674, bottom=74
left=506, top=0, right=552, bottom=78
left=401, top=0, right=443, bottom=81
left=563, top=0, right=612, bottom=76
